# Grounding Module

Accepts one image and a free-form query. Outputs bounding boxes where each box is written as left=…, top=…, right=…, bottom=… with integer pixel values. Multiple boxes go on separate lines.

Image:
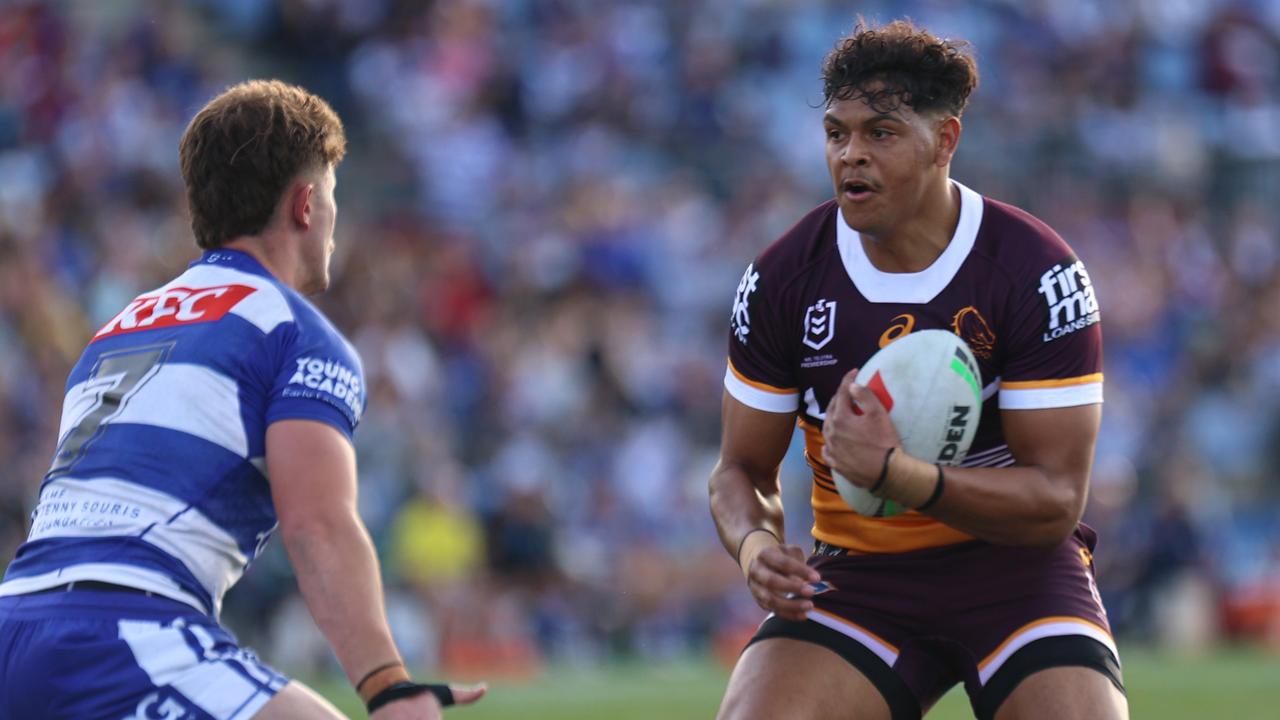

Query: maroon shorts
left=748, top=525, right=1123, bottom=720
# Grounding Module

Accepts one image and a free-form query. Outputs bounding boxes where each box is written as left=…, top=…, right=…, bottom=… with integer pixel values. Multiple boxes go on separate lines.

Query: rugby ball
left=833, top=330, right=982, bottom=517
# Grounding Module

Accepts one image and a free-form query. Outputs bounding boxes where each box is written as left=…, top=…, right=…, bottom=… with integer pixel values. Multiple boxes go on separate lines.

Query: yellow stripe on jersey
left=798, top=419, right=976, bottom=554
left=727, top=358, right=798, bottom=394
left=1001, top=373, right=1103, bottom=390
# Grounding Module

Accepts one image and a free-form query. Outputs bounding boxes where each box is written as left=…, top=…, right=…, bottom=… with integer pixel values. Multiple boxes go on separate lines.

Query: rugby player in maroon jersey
left=710, top=20, right=1126, bottom=720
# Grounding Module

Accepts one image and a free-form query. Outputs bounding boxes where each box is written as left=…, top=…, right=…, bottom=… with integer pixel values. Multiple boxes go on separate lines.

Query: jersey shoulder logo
left=802, top=299, right=837, bottom=350
left=731, top=263, right=759, bottom=345
left=94, top=285, right=257, bottom=340
left=1037, top=258, right=1099, bottom=342
left=285, top=356, right=364, bottom=421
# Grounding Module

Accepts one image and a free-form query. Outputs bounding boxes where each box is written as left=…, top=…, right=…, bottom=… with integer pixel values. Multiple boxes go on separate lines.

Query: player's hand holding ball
left=737, top=528, right=822, bottom=621
left=822, top=370, right=941, bottom=513
left=823, top=330, right=982, bottom=515
left=821, top=368, right=901, bottom=489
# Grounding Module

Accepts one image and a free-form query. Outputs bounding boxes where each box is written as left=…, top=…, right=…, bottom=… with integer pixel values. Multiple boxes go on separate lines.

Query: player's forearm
left=884, top=451, right=1083, bottom=546
left=279, top=509, right=403, bottom=686
left=709, top=462, right=786, bottom=562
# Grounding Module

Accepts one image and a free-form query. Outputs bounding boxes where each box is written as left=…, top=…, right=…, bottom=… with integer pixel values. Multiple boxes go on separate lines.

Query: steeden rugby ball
left=833, top=329, right=983, bottom=517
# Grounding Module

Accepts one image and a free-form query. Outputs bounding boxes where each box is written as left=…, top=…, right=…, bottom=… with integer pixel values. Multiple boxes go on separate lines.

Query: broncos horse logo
left=951, top=306, right=996, bottom=360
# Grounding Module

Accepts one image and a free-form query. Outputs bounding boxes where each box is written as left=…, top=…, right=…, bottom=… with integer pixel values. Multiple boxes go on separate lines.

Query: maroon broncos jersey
left=725, top=181, right=1103, bottom=553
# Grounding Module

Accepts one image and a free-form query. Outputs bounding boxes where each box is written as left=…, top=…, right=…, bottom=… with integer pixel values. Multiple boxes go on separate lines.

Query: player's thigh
left=994, top=666, right=1128, bottom=720
left=717, top=637, right=891, bottom=720
left=252, top=680, right=347, bottom=719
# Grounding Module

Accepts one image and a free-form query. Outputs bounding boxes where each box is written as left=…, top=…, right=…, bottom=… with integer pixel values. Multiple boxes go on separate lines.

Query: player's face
left=823, top=94, right=950, bottom=236
left=300, top=164, right=337, bottom=294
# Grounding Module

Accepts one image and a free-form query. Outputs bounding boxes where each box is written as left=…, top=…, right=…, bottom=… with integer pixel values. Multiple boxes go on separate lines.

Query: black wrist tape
left=366, top=681, right=454, bottom=714
left=355, top=660, right=404, bottom=694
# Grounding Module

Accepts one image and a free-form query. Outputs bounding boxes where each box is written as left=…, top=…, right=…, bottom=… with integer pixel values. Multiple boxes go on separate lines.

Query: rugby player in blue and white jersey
left=0, top=81, right=486, bottom=719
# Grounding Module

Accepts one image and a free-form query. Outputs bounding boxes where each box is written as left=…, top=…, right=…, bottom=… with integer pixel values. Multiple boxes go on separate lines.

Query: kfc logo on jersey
left=803, top=299, right=837, bottom=351
left=731, top=263, right=759, bottom=345
left=1037, top=259, right=1099, bottom=342
left=93, top=285, right=257, bottom=340
left=286, top=356, right=363, bottom=419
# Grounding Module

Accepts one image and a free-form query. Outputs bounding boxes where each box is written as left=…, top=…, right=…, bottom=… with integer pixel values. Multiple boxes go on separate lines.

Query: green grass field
left=315, top=645, right=1280, bottom=719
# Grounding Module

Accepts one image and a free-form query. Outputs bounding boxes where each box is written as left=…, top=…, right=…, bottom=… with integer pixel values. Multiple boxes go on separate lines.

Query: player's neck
left=859, top=177, right=960, bottom=274
left=222, top=232, right=304, bottom=291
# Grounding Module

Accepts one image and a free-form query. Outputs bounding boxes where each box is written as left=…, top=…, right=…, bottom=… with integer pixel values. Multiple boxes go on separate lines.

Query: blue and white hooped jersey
left=0, top=249, right=366, bottom=617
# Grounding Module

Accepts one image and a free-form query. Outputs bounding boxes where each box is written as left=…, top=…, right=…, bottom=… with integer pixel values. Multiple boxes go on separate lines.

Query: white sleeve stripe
left=724, top=368, right=799, bottom=414
left=999, top=382, right=1103, bottom=410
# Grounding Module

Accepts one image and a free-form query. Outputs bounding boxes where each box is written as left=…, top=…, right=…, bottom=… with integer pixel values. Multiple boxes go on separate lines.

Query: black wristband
left=355, top=660, right=404, bottom=694
left=366, top=681, right=454, bottom=714
left=735, top=527, right=780, bottom=567
left=915, top=464, right=945, bottom=511
left=867, top=446, right=896, bottom=495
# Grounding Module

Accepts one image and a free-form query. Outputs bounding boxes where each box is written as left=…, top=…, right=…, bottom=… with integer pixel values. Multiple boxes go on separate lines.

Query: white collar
left=835, top=179, right=984, bottom=304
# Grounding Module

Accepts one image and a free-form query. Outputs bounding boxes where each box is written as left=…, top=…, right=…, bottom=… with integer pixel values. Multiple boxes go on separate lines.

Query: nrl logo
left=803, top=299, right=837, bottom=350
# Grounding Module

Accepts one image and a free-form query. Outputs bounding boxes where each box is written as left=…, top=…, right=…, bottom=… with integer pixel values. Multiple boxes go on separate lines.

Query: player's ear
left=289, top=181, right=316, bottom=230
left=934, top=116, right=961, bottom=167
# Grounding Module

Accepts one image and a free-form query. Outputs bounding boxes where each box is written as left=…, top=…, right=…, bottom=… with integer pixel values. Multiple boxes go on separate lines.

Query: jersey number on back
left=47, top=343, right=174, bottom=479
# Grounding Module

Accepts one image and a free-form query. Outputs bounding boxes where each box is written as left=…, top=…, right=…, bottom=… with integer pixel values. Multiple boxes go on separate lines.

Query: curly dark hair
left=179, top=79, right=346, bottom=249
left=822, top=19, right=978, bottom=117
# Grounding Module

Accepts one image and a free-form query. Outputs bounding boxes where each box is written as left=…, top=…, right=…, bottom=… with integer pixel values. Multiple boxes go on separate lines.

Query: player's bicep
left=266, top=419, right=358, bottom=529
left=1002, top=403, right=1101, bottom=509
left=717, top=392, right=797, bottom=493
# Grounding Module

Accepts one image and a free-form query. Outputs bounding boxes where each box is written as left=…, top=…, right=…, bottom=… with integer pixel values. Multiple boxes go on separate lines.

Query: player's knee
left=714, top=689, right=750, bottom=720
left=717, top=642, right=897, bottom=720
left=993, top=667, right=1127, bottom=720
left=997, top=697, right=1127, bottom=720
left=716, top=691, right=823, bottom=720
left=715, top=658, right=772, bottom=720
left=716, top=648, right=804, bottom=720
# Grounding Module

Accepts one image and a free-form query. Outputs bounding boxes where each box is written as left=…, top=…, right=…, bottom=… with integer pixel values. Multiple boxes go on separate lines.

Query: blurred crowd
left=2, top=0, right=1279, bottom=678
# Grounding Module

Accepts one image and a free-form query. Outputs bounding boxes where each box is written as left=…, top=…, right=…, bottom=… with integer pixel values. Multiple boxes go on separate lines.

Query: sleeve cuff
left=999, top=381, right=1103, bottom=410
left=266, top=404, right=356, bottom=441
left=724, top=366, right=799, bottom=413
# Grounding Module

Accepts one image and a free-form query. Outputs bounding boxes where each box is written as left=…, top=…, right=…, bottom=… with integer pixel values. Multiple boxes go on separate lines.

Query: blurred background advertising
left=1, top=0, right=1279, bottom=708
